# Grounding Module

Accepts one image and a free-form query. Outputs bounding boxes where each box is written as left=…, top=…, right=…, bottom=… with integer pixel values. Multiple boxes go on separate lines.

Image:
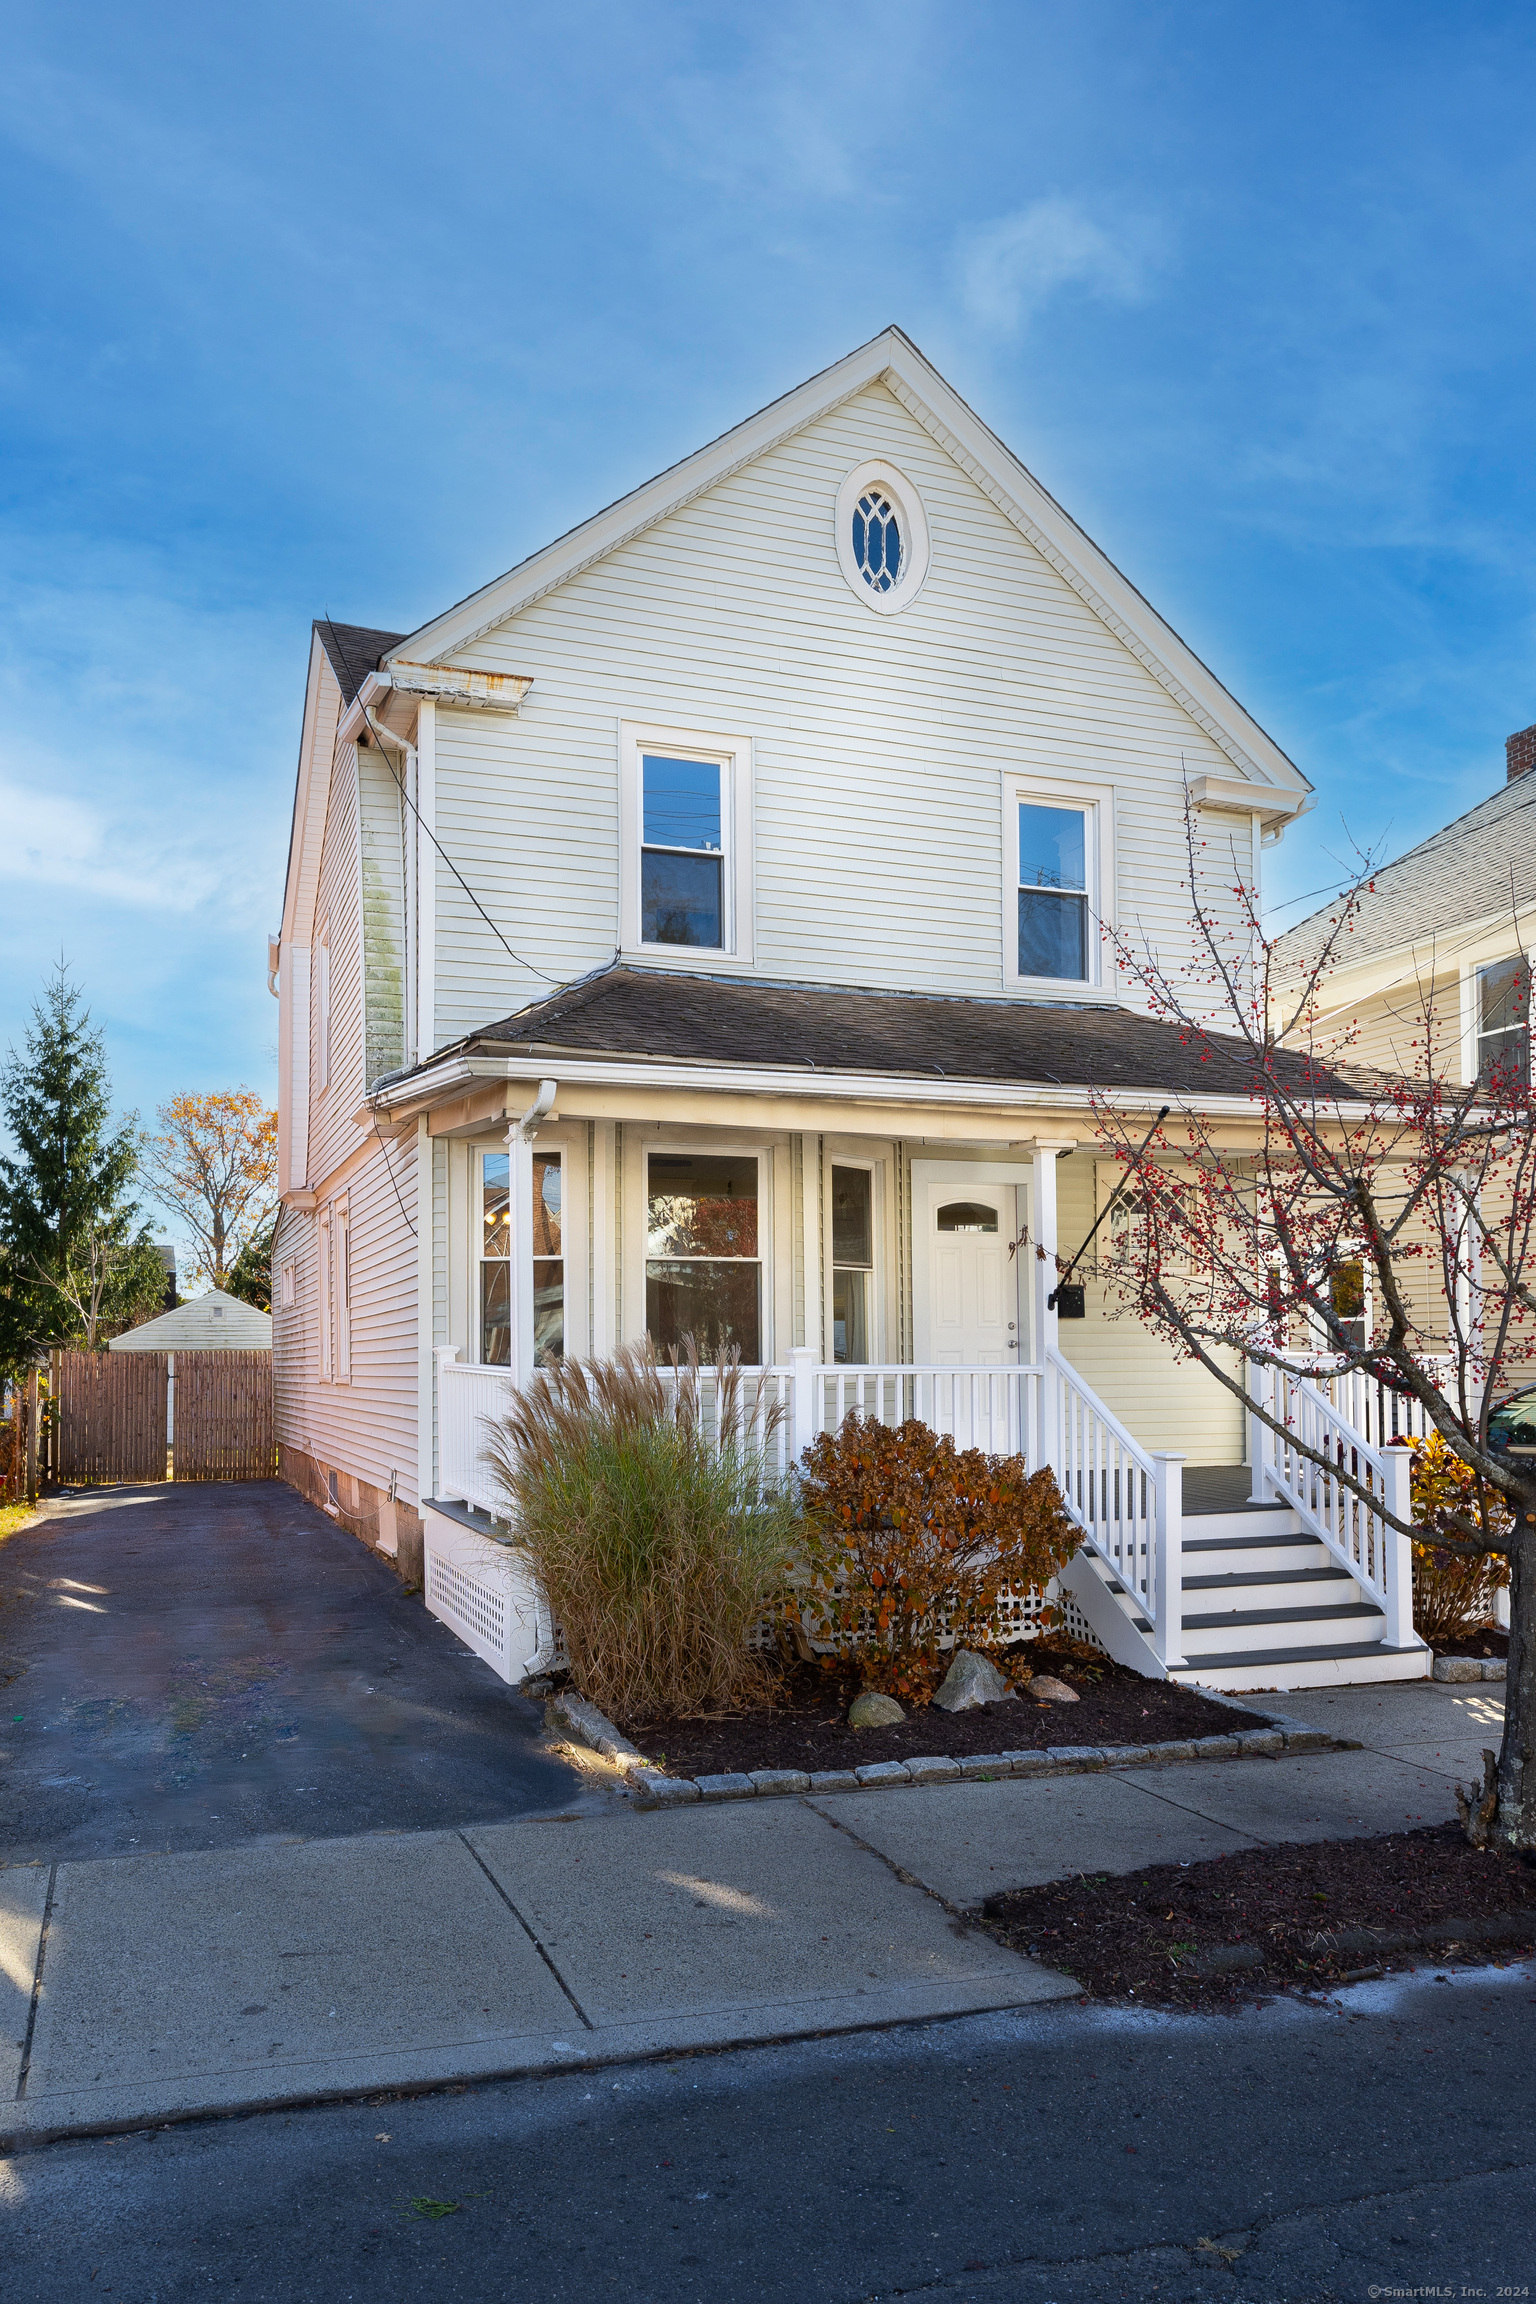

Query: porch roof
left=422, top=966, right=1380, bottom=1105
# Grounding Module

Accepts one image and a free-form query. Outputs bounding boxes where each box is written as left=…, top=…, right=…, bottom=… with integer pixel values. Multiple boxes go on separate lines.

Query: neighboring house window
left=480, top=1150, right=564, bottom=1367
left=279, top=1261, right=296, bottom=1310
left=334, top=1197, right=351, bottom=1382
left=1327, top=1257, right=1369, bottom=1350
left=834, top=459, right=931, bottom=614
left=646, top=1151, right=761, bottom=1363
left=1477, top=955, right=1531, bottom=1089
left=831, top=1165, right=874, bottom=1364
left=1005, top=782, right=1112, bottom=991
left=619, top=723, right=754, bottom=963
left=317, top=1205, right=333, bottom=1380
left=317, top=916, right=331, bottom=1092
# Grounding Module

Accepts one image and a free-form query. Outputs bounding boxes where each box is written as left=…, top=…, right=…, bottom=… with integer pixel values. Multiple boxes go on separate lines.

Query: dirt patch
left=977, top=1823, right=1536, bottom=2007
left=1434, top=1629, right=1508, bottom=1660
left=623, top=1640, right=1268, bottom=1777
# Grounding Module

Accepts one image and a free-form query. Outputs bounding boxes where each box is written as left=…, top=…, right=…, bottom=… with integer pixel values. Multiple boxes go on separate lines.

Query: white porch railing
left=1044, top=1348, right=1184, bottom=1669
left=432, top=1344, right=1195, bottom=1667
left=1253, top=1363, right=1416, bottom=1647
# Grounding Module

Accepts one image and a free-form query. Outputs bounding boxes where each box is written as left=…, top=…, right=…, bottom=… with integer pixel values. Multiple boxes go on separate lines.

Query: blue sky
left=4, top=0, right=1535, bottom=1152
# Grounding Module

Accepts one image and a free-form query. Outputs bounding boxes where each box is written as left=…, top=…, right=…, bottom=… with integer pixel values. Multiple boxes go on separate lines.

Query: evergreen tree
left=0, top=968, right=167, bottom=1362
left=224, top=1210, right=276, bottom=1312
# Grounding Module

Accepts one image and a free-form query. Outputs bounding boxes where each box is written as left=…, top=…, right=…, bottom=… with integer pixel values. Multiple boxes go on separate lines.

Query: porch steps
left=1079, top=1483, right=1429, bottom=1694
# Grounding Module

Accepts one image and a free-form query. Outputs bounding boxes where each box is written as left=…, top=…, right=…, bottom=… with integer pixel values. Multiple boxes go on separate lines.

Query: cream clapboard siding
left=1053, top=1154, right=1246, bottom=1465
left=271, top=1199, right=317, bottom=1458
left=309, top=747, right=367, bottom=1184
left=426, top=381, right=1256, bottom=1050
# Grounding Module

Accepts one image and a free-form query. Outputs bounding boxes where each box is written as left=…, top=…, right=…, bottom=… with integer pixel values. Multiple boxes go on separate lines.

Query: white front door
left=911, top=1162, right=1028, bottom=1366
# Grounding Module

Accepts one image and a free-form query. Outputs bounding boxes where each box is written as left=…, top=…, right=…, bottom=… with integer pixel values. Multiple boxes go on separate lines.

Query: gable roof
left=380, top=328, right=1311, bottom=810
left=109, top=1289, right=273, bottom=1352
left=1277, top=773, right=1536, bottom=976
left=414, top=965, right=1378, bottom=1107
left=315, top=619, right=408, bottom=706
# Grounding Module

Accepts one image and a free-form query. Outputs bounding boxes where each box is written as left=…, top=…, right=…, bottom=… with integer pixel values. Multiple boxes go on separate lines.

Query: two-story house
left=271, top=327, right=1429, bottom=1695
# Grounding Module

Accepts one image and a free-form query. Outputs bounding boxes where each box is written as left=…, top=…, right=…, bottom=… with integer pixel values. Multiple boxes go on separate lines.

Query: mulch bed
left=623, top=1639, right=1268, bottom=1779
left=977, top=1824, right=1536, bottom=2008
left=1434, top=1629, right=1509, bottom=1660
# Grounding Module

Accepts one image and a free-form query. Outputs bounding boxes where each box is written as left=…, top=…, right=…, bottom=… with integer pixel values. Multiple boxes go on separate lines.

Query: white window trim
left=834, top=459, right=931, bottom=615
left=640, top=1138, right=771, bottom=1366
left=1462, top=948, right=1535, bottom=1088
left=619, top=720, right=755, bottom=968
left=316, top=915, right=332, bottom=1093
left=333, top=1194, right=351, bottom=1384
left=279, top=1260, right=296, bottom=1310
left=317, top=1205, right=333, bottom=1382
left=1003, top=775, right=1117, bottom=998
left=824, top=1154, right=884, bottom=1366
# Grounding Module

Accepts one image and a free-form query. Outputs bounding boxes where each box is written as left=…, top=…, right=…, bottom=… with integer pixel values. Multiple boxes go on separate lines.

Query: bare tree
left=140, top=1091, right=278, bottom=1289
left=1077, top=808, right=1536, bottom=1848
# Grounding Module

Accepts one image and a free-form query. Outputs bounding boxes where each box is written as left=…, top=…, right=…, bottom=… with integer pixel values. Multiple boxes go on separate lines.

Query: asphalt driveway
left=0, top=1483, right=594, bottom=1864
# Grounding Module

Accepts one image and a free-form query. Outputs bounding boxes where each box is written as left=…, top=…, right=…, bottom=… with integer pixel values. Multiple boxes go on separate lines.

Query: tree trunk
left=1493, top=1523, right=1536, bottom=1848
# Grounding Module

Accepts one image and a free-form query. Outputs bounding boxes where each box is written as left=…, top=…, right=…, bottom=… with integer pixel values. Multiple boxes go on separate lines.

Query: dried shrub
left=483, top=1340, right=801, bottom=1725
left=788, top=1414, right=1080, bottom=1704
left=1409, top=1429, right=1511, bottom=1646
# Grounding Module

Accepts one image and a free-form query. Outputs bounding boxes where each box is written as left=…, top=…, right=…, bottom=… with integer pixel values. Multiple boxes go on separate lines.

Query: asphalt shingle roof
left=1277, top=773, right=1536, bottom=973
left=437, top=966, right=1373, bottom=1103
left=314, top=619, right=408, bottom=707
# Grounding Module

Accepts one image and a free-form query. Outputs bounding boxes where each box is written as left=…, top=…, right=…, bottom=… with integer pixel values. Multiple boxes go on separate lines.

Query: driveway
left=0, top=1483, right=594, bottom=1864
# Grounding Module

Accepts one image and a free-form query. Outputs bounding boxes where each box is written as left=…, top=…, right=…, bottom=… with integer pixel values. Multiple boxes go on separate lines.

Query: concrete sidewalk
left=0, top=1678, right=1500, bottom=2146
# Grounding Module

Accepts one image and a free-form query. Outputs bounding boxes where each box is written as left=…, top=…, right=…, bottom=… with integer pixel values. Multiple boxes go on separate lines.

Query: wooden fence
left=172, top=1350, right=275, bottom=1481
left=51, top=1350, right=169, bottom=1484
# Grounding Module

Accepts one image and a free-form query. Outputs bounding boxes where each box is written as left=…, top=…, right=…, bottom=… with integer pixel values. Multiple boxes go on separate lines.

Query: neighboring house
left=271, top=327, right=1428, bottom=1694
left=109, top=1289, right=273, bottom=1352
left=1276, top=722, right=1535, bottom=1091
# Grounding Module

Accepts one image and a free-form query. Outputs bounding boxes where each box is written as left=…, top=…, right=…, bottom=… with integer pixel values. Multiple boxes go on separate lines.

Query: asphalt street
left=0, top=1484, right=593, bottom=1863
left=5, top=1956, right=1533, bottom=2302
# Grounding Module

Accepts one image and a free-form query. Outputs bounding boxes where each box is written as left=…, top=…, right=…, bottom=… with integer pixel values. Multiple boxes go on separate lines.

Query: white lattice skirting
left=421, top=1509, right=560, bottom=1684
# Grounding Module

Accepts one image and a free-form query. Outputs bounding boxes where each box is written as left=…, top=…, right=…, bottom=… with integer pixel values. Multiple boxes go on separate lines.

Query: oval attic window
left=853, top=488, right=902, bottom=593
left=936, top=1201, right=998, bottom=1233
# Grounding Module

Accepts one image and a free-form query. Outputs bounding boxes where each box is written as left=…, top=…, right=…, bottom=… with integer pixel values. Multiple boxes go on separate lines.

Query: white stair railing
left=786, top=1352, right=1043, bottom=1463
left=1255, top=1364, right=1416, bottom=1647
left=1045, top=1350, right=1184, bottom=1669
left=435, top=1348, right=513, bottom=1517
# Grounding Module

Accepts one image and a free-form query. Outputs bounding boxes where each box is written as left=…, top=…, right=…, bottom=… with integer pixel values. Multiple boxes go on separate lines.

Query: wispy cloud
left=956, top=196, right=1159, bottom=337
left=0, top=779, right=224, bottom=911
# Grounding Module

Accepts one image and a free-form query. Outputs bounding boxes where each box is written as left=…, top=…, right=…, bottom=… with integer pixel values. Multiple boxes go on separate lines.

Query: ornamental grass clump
left=788, top=1412, right=1080, bottom=1704
left=483, top=1340, right=802, bottom=1725
left=1409, top=1429, right=1511, bottom=1646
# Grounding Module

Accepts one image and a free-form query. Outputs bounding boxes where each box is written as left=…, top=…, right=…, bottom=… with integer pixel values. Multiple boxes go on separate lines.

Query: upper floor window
left=834, top=460, right=930, bottom=615
left=620, top=722, right=754, bottom=966
left=1006, top=782, right=1112, bottom=992
left=642, top=754, right=723, bottom=947
left=1477, top=955, right=1531, bottom=1090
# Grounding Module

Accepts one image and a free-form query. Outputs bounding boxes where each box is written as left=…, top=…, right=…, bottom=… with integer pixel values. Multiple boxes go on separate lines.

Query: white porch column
left=1152, top=1450, right=1186, bottom=1669
left=505, top=1081, right=558, bottom=1393
left=1379, top=1442, right=1417, bottom=1650
left=1030, top=1143, right=1060, bottom=1366
left=789, top=1343, right=818, bottom=1465
left=1248, top=1356, right=1276, bottom=1504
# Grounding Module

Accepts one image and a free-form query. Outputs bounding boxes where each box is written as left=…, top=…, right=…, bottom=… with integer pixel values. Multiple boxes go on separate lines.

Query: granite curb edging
left=1432, top=1655, right=1507, bottom=1682
left=546, top=1690, right=1348, bottom=1811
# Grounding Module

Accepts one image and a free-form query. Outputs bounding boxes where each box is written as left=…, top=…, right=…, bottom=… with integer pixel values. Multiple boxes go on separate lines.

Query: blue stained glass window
left=853, top=489, right=903, bottom=593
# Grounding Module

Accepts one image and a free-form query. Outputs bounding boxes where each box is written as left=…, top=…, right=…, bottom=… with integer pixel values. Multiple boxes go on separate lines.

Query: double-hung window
left=646, top=1152, right=761, bottom=1363
left=831, top=1166, right=873, bottom=1363
left=1006, top=785, right=1111, bottom=991
left=1476, top=956, right=1531, bottom=1090
left=620, top=723, right=754, bottom=964
left=480, top=1149, right=564, bottom=1368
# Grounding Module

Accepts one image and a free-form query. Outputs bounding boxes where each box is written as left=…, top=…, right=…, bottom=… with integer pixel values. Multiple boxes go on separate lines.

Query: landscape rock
left=848, top=1690, right=906, bottom=1728
left=932, top=1650, right=1018, bottom=1712
left=808, top=1768, right=860, bottom=1794
left=549, top=1690, right=644, bottom=1764
left=1027, top=1673, right=1080, bottom=1705
left=624, top=1769, right=701, bottom=1806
